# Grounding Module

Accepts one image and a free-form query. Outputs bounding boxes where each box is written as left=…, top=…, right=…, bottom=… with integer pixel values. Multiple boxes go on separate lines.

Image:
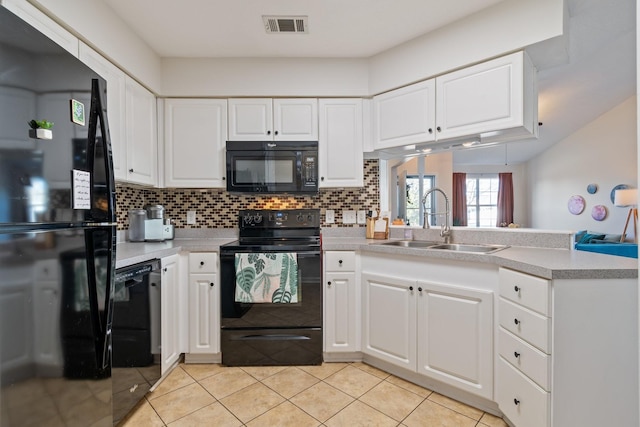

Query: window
left=466, top=175, right=499, bottom=227
left=405, top=175, right=435, bottom=227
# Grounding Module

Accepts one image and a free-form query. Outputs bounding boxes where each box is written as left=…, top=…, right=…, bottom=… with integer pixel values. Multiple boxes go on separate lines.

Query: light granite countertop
left=116, top=229, right=637, bottom=280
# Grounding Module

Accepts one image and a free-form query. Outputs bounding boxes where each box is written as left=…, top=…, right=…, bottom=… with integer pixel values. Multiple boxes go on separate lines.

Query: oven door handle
left=232, top=334, right=312, bottom=341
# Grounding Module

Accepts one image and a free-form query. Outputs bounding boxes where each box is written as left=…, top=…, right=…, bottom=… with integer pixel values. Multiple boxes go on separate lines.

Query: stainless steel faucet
left=421, top=187, right=452, bottom=243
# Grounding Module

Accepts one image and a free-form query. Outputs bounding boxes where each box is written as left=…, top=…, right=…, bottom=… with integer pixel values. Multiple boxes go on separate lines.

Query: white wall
left=527, top=96, right=637, bottom=238
left=368, top=0, right=564, bottom=94
left=161, top=57, right=369, bottom=97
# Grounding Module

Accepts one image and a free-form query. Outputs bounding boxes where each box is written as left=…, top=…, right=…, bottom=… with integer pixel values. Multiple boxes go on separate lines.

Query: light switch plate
left=186, top=210, right=196, bottom=224
left=325, top=209, right=335, bottom=224
left=343, top=210, right=356, bottom=224
left=357, top=210, right=366, bottom=224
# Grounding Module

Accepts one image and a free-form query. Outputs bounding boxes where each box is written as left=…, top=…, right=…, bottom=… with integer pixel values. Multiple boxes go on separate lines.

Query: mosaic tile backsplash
left=116, top=160, right=379, bottom=229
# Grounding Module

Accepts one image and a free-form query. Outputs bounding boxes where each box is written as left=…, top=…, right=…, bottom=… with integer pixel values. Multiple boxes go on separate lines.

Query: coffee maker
left=128, top=205, right=174, bottom=242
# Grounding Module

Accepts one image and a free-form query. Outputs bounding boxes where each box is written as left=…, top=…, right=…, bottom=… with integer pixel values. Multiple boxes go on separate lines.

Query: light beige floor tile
left=240, top=365, right=287, bottom=381
left=168, top=402, right=242, bottom=427
left=220, top=382, right=285, bottom=423
left=150, top=382, right=216, bottom=424
left=403, top=399, right=477, bottom=427
left=297, top=362, right=349, bottom=380
left=199, top=367, right=257, bottom=399
left=147, top=366, right=195, bottom=401
left=261, top=366, right=320, bottom=398
left=427, top=392, right=483, bottom=420
left=359, top=380, right=425, bottom=421
left=324, top=365, right=383, bottom=398
left=325, top=400, right=398, bottom=427
left=351, top=362, right=391, bottom=379
left=119, top=399, right=165, bottom=427
left=246, top=401, right=321, bottom=427
left=181, top=363, right=227, bottom=381
left=385, top=375, right=433, bottom=398
left=479, top=412, right=510, bottom=427
left=290, top=381, right=354, bottom=422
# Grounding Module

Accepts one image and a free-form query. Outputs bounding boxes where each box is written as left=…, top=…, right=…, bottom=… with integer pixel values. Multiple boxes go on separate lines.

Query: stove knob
left=307, top=214, right=314, bottom=222
left=243, top=214, right=252, bottom=225
left=296, top=214, right=305, bottom=223
left=254, top=214, right=263, bottom=223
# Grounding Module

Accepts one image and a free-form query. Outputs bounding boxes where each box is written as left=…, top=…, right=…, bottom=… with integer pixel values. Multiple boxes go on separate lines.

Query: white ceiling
left=101, top=0, right=636, bottom=165
left=102, top=0, right=504, bottom=58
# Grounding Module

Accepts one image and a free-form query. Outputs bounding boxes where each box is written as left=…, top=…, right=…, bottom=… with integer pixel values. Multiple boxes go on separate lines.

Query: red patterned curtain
left=452, top=173, right=467, bottom=226
left=497, top=172, right=514, bottom=226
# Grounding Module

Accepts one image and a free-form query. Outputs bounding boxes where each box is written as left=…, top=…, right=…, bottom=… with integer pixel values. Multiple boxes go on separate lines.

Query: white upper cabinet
left=436, top=51, right=536, bottom=141
left=164, top=99, right=228, bottom=188
left=318, top=99, right=364, bottom=187
left=78, top=42, right=127, bottom=182
left=373, top=79, right=436, bottom=150
left=124, top=76, right=158, bottom=186
left=373, top=51, right=537, bottom=150
left=228, top=98, right=318, bottom=141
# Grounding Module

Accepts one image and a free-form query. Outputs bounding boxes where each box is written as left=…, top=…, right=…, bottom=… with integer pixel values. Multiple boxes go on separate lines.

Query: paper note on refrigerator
left=72, top=169, right=91, bottom=209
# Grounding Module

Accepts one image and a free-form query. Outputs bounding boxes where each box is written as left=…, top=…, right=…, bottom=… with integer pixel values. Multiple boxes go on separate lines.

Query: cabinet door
left=188, top=273, right=220, bottom=354
left=161, top=254, right=180, bottom=374
left=33, top=279, right=62, bottom=369
left=228, top=98, right=273, bottom=140
left=78, top=42, right=127, bottom=182
left=416, top=281, right=493, bottom=399
left=164, top=99, right=228, bottom=187
left=0, top=274, right=33, bottom=375
left=435, top=51, right=525, bottom=140
left=125, top=76, right=157, bottom=186
left=373, top=79, right=435, bottom=150
left=273, top=98, right=318, bottom=141
left=319, top=99, right=363, bottom=187
left=325, top=271, right=358, bottom=353
left=362, top=273, right=416, bottom=370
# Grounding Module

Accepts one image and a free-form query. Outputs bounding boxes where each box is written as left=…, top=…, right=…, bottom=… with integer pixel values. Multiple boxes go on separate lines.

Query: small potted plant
left=28, top=119, right=54, bottom=140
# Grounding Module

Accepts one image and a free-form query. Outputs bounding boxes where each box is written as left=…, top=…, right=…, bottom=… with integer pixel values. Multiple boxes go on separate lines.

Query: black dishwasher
left=112, top=259, right=162, bottom=425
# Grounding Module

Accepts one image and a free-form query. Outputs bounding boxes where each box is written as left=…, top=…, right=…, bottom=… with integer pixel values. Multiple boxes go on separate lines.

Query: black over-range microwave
left=225, top=141, right=319, bottom=194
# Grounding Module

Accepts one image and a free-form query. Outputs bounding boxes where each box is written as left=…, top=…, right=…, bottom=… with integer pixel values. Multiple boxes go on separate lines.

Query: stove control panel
left=239, top=209, right=319, bottom=229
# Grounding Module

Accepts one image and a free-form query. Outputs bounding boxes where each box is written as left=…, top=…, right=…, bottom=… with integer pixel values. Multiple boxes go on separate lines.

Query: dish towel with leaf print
left=234, top=253, right=299, bottom=303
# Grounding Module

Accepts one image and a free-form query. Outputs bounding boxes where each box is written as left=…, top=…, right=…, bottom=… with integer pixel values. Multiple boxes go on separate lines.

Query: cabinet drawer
left=497, top=357, right=550, bottom=427
left=324, top=251, right=356, bottom=271
left=499, top=268, right=550, bottom=316
left=189, top=252, right=218, bottom=273
left=499, top=327, right=551, bottom=391
left=499, top=298, right=551, bottom=353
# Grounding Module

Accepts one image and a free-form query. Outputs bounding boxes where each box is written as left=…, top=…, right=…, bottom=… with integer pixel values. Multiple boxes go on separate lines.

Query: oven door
left=220, top=249, right=321, bottom=329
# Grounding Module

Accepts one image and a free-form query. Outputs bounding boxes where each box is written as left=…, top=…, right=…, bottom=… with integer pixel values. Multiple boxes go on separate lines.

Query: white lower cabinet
left=160, top=254, right=180, bottom=374
left=362, top=273, right=417, bottom=370
left=186, top=253, right=220, bottom=360
left=324, top=251, right=359, bottom=354
left=496, top=267, right=639, bottom=427
left=416, top=281, right=493, bottom=399
left=361, top=254, right=495, bottom=401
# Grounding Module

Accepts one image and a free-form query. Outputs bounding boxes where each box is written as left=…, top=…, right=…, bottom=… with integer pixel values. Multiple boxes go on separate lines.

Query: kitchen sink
left=377, top=240, right=439, bottom=248
left=428, top=243, right=508, bottom=254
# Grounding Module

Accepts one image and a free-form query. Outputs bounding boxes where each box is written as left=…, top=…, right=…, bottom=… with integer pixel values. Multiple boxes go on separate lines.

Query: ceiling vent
left=262, top=16, right=308, bottom=34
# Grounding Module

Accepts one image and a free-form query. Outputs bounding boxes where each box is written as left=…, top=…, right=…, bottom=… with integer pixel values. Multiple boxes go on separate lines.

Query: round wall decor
left=568, top=195, right=585, bottom=215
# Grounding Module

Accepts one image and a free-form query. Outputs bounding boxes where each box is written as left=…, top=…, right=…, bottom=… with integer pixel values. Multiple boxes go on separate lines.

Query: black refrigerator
left=0, top=5, right=116, bottom=427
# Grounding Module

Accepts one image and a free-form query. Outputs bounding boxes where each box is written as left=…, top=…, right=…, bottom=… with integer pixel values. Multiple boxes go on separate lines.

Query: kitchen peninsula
left=116, top=224, right=638, bottom=427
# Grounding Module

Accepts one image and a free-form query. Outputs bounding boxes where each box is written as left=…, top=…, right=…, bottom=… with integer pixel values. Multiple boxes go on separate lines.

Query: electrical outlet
left=343, top=210, right=356, bottom=224
left=186, top=210, right=196, bottom=224
left=357, top=210, right=366, bottom=224
left=325, top=209, right=335, bottom=224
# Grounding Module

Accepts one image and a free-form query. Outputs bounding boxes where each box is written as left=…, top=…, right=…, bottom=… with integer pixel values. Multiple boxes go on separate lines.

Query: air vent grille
left=262, top=16, right=308, bottom=34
